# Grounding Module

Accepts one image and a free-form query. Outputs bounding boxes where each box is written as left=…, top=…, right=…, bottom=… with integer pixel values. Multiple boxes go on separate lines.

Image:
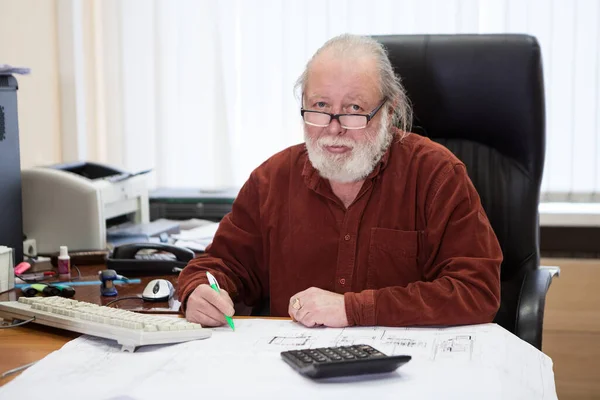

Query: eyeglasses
left=300, top=99, right=387, bottom=130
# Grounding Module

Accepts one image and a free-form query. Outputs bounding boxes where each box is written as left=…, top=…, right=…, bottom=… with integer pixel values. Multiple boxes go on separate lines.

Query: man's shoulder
left=396, top=132, right=464, bottom=171
left=250, top=143, right=307, bottom=181
left=266, top=143, right=307, bottom=166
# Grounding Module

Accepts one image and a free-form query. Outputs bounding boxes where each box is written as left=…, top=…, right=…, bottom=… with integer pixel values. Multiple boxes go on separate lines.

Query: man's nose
left=327, top=117, right=345, bottom=136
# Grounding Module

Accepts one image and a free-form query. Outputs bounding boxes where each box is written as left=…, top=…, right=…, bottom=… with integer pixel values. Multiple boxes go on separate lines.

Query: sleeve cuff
left=344, top=290, right=376, bottom=326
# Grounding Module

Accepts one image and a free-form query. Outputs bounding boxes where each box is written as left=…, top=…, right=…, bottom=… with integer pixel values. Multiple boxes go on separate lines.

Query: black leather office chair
left=374, top=34, right=559, bottom=350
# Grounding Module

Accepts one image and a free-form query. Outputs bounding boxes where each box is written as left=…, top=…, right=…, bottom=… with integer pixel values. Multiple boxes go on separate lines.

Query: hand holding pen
left=184, top=272, right=235, bottom=330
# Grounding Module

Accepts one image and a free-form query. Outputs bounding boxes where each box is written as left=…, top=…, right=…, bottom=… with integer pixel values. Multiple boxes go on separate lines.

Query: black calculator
left=280, top=344, right=411, bottom=379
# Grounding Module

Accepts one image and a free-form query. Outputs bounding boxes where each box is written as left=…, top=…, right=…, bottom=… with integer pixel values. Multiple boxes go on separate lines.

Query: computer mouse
left=142, top=279, right=175, bottom=302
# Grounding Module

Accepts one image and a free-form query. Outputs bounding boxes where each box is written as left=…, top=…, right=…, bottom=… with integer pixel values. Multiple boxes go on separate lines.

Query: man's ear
left=387, top=100, right=398, bottom=122
left=388, top=99, right=398, bottom=117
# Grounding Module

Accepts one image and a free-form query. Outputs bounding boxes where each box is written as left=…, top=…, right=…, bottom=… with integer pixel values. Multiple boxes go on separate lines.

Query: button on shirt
left=178, top=130, right=502, bottom=327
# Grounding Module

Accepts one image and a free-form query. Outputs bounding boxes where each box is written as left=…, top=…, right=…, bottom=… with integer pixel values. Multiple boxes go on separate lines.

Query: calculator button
left=310, top=353, right=328, bottom=363
left=296, top=354, right=314, bottom=364
left=347, top=346, right=370, bottom=358
left=328, top=349, right=345, bottom=359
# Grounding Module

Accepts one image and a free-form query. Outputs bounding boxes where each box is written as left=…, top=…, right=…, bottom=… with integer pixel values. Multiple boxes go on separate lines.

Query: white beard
left=304, top=111, right=392, bottom=183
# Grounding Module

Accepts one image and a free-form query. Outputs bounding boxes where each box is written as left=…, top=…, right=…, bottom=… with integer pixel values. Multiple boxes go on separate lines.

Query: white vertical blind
left=571, top=0, right=600, bottom=201
left=60, top=0, right=600, bottom=199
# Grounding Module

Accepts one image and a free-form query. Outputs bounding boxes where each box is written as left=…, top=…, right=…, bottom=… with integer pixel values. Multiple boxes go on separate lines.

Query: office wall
left=0, top=0, right=62, bottom=168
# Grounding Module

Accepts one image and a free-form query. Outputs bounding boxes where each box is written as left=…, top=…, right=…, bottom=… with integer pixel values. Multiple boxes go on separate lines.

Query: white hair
left=295, top=33, right=413, bottom=134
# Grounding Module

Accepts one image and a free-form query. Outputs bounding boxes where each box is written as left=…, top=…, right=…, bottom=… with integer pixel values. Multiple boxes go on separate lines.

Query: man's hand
left=185, top=284, right=235, bottom=327
left=288, top=287, right=349, bottom=328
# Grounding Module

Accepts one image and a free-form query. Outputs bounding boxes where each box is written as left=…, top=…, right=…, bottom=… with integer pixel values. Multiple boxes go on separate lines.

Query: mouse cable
left=71, top=264, right=82, bottom=280
left=0, top=316, right=36, bottom=329
left=0, top=287, right=16, bottom=296
left=105, top=296, right=143, bottom=308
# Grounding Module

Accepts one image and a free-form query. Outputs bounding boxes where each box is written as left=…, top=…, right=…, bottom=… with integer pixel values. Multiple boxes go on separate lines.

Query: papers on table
left=0, top=320, right=557, bottom=400
left=172, top=222, right=219, bottom=251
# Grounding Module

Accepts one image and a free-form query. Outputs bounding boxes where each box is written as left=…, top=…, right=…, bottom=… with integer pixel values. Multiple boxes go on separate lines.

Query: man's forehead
left=305, top=53, right=380, bottom=99
left=304, top=91, right=370, bottom=102
left=310, top=51, right=378, bottom=76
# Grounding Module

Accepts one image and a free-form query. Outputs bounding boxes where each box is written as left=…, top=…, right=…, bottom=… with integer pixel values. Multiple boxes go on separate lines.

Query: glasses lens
left=303, top=111, right=331, bottom=127
left=339, top=115, right=367, bottom=129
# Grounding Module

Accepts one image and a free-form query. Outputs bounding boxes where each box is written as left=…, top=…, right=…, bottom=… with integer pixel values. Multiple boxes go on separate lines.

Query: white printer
left=21, top=162, right=150, bottom=254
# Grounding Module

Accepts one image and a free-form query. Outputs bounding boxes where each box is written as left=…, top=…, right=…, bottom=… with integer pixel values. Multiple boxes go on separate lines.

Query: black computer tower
left=0, top=75, right=23, bottom=262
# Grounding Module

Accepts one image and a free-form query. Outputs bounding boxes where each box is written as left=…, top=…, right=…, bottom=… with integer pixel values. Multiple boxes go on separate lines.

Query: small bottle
left=57, top=246, right=71, bottom=280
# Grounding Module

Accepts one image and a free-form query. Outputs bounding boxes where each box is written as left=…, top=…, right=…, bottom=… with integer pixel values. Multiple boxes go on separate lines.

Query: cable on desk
left=0, top=287, right=16, bottom=296
left=105, top=296, right=143, bottom=308
left=0, top=316, right=36, bottom=329
left=72, top=264, right=82, bottom=280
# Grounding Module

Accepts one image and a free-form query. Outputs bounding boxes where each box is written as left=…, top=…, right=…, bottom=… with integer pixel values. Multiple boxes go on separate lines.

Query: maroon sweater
left=178, top=132, right=502, bottom=326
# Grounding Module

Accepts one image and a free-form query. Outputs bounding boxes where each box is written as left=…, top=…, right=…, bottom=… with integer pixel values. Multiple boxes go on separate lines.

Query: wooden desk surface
left=0, top=264, right=182, bottom=386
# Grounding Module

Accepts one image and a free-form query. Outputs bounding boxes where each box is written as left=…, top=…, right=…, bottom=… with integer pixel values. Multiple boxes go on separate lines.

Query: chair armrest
left=516, top=266, right=560, bottom=350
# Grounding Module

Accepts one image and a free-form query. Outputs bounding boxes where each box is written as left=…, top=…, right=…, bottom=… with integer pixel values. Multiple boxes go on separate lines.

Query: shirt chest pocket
left=367, top=228, right=422, bottom=288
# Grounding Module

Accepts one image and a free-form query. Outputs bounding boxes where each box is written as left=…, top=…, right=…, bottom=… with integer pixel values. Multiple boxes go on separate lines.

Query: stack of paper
left=172, top=222, right=219, bottom=251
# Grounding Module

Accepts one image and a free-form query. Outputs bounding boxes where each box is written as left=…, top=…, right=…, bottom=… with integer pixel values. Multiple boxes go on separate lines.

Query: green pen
left=206, top=271, right=235, bottom=331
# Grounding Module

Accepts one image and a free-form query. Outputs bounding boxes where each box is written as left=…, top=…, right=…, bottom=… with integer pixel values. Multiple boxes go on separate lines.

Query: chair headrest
left=374, top=34, right=545, bottom=180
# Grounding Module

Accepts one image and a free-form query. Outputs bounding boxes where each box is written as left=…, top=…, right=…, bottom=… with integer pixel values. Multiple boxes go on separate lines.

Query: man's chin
left=322, top=152, right=350, bottom=162
left=307, top=146, right=372, bottom=182
left=319, top=169, right=369, bottom=183
left=315, top=161, right=373, bottom=183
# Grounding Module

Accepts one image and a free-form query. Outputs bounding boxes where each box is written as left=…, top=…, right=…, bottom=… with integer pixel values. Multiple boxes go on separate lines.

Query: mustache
left=316, top=136, right=356, bottom=149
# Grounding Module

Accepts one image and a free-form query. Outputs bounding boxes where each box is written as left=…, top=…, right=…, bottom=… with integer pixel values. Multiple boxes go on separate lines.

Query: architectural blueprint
left=0, top=319, right=558, bottom=400
left=246, top=321, right=476, bottom=362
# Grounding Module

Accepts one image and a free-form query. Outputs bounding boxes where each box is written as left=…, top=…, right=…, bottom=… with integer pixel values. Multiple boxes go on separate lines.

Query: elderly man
left=178, top=34, right=502, bottom=328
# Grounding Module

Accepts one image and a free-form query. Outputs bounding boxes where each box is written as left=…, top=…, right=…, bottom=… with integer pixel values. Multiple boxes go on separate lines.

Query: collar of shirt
left=301, top=127, right=399, bottom=191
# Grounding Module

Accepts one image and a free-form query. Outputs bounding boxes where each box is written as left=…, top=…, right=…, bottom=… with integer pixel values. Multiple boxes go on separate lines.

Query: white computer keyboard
left=0, top=297, right=211, bottom=352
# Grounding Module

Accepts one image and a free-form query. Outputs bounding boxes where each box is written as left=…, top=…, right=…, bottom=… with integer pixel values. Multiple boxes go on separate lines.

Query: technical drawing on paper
left=377, top=331, right=429, bottom=356
left=253, top=322, right=476, bottom=362
left=253, top=331, right=319, bottom=351
left=432, top=334, right=474, bottom=361
left=268, top=335, right=313, bottom=347
left=332, top=327, right=382, bottom=347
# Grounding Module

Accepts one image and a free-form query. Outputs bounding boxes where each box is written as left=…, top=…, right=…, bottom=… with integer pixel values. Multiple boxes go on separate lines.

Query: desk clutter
left=0, top=320, right=557, bottom=399
left=0, top=251, right=558, bottom=399
left=20, top=158, right=232, bottom=258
